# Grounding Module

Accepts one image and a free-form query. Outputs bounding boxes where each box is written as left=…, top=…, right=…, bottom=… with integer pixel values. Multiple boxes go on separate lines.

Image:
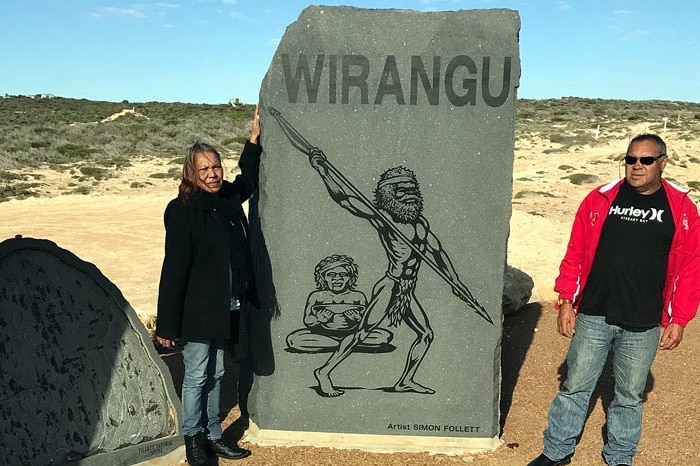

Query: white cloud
left=91, top=6, right=146, bottom=19
left=612, top=9, right=633, bottom=16
left=229, top=10, right=249, bottom=20
left=553, top=1, right=572, bottom=10
left=89, top=3, right=182, bottom=21
left=222, top=0, right=237, bottom=4
left=606, top=8, right=650, bottom=41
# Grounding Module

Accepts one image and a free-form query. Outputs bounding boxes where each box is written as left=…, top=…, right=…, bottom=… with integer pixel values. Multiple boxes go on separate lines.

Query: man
left=527, top=133, right=700, bottom=466
left=308, top=151, right=484, bottom=397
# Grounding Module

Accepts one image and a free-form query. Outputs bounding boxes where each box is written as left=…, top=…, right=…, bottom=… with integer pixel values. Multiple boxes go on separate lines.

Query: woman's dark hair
left=179, top=140, right=223, bottom=203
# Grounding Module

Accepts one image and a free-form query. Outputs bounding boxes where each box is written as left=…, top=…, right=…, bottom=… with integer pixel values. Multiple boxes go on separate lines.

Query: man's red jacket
left=555, top=178, right=700, bottom=327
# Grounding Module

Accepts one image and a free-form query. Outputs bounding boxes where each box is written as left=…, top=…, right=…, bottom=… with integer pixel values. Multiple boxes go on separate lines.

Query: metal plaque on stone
left=251, top=6, right=520, bottom=454
left=0, top=237, right=183, bottom=466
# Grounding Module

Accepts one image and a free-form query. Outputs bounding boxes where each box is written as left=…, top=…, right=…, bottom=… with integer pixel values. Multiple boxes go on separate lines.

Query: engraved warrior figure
left=268, top=107, right=491, bottom=397
left=309, top=150, right=477, bottom=397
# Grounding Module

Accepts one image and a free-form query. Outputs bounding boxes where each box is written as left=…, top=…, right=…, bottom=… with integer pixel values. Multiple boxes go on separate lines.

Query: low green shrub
left=71, top=185, right=90, bottom=195
left=0, top=170, right=22, bottom=181
left=566, top=173, right=600, bottom=185
left=149, top=167, right=180, bottom=180
left=55, top=143, right=101, bottom=162
left=79, top=165, right=110, bottom=180
left=514, top=190, right=556, bottom=199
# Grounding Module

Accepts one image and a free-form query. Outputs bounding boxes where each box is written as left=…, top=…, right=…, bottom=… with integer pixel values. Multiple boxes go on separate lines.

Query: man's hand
left=659, top=322, right=684, bottom=350
left=557, top=304, right=576, bottom=338
left=309, top=148, right=327, bottom=170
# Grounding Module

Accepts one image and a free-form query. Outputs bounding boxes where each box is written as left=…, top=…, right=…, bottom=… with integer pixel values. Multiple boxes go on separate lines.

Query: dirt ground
left=3, top=127, right=700, bottom=465
left=165, top=300, right=698, bottom=466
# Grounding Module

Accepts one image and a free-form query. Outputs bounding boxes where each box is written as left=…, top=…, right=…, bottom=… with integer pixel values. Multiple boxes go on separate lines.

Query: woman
left=156, top=107, right=260, bottom=465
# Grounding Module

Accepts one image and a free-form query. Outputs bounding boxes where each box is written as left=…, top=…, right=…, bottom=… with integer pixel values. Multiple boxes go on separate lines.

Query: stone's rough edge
left=302, top=5, right=521, bottom=16
left=244, top=423, right=503, bottom=455
left=0, top=236, right=185, bottom=466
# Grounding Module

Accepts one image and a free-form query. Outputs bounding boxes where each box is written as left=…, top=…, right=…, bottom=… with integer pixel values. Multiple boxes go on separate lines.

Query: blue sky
left=2, top=0, right=699, bottom=104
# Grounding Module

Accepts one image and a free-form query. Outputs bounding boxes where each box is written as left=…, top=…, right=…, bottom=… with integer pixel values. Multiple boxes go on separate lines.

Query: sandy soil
left=3, top=126, right=700, bottom=465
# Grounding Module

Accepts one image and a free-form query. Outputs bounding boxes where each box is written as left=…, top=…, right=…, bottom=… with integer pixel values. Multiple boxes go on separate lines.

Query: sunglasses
left=624, top=154, right=665, bottom=165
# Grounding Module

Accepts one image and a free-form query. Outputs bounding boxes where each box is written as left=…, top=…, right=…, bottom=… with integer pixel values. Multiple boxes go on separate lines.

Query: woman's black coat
left=156, top=141, right=261, bottom=342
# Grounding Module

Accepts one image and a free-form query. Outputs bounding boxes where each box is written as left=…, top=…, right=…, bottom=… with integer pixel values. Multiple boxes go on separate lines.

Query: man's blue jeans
left=543, top=314, right=660, bottom=466
left=181, top=339, right=225, bottom=440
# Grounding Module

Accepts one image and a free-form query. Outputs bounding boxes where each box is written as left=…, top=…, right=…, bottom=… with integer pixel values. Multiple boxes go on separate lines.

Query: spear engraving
left=269, top=107, right=493, bottom=326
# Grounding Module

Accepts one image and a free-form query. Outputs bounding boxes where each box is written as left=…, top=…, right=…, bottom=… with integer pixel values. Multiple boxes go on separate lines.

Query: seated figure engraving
left=286, top=254, right=392, bottom=353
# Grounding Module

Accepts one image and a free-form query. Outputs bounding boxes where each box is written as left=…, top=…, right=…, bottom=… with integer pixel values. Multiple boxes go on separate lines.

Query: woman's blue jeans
left=181, top=339, right=225, bottom=440
left=543, top=314, right=659, bottom=466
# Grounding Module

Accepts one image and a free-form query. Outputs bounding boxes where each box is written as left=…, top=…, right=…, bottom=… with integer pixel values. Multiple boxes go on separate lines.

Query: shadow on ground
left=500, top=302, right=542, bottom=434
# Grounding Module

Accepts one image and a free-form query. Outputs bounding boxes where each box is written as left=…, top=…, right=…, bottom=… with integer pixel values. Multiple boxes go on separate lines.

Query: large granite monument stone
left=251, top=6, right=520, bottom=453
left=0, top=237, right=183, bottom=466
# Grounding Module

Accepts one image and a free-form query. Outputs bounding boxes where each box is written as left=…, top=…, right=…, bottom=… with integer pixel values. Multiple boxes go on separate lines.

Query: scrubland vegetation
left=2, top=95, right=700, bottom=201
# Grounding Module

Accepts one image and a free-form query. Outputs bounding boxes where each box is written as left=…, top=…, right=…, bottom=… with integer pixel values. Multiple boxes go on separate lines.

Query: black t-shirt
left=578, top=182, right=674, bottom=328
